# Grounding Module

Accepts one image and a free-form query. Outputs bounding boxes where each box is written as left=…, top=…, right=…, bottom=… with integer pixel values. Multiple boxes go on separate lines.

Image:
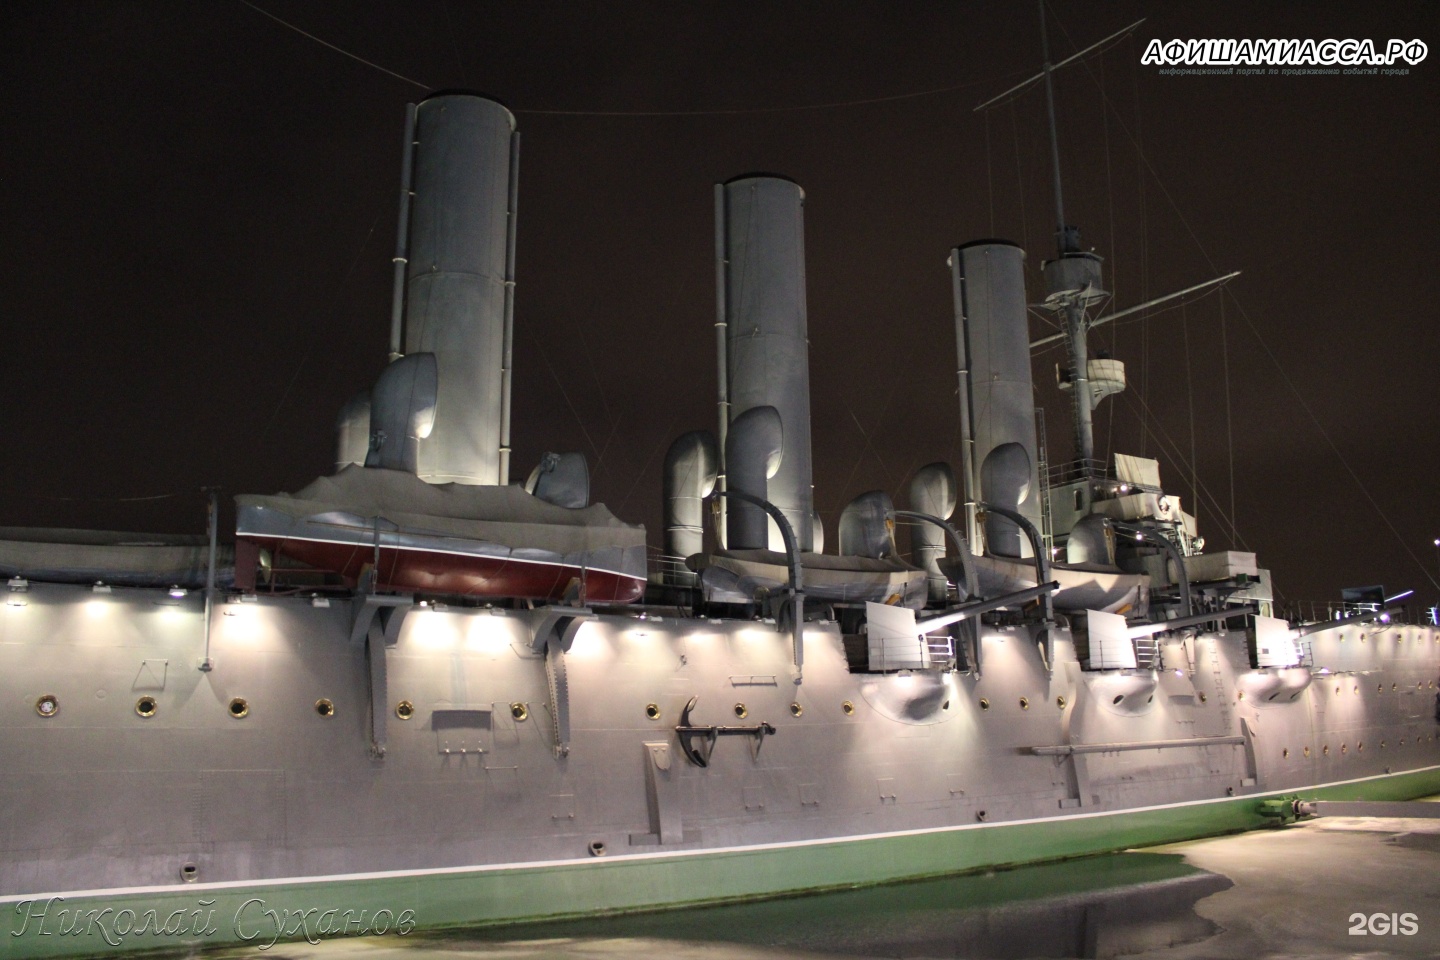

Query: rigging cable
left=522, top=325, right=601, bottom=461
left=613, top=412, right=682, bottom=516
left=984, top=111, right=996, bottom=236
left=1100, top=46, right=1119, bottom=471
left=438, top=0, right=469, bottom=85
left=254, top=207, right=384, bottom=453
left=1118, top=389, right=1253, bottom=558
left=1182, top=302, right=1199, bottom=533
left=1132, top=34, right=1150, bottom=461
left=1045, top=15, right=1435, bottom=588
left=238, top=0, right=1026, bottom=117
left=238, top=0, right=429, bottom=90
left=1220, top=292, right=1238, bottom=547
left=1010, top=106, right=1030, bottom=263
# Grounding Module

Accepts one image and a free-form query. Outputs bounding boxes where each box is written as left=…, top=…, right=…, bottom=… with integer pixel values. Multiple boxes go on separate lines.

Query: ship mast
left=974, top=12, right=1239, bottom=523
left=1037, top=0, right=1106, bottom=473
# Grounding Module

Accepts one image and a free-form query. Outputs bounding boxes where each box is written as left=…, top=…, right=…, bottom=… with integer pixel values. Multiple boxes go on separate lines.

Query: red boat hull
left=240, top=535, right=646, bottom=604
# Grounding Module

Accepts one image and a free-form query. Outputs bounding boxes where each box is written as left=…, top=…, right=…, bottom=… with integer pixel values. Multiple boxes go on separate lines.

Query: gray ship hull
left=2, top=583, right=1437, bottom=956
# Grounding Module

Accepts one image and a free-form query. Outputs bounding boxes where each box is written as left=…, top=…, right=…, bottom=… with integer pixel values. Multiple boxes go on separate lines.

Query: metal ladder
left=1035, top=408, right=1054, bottom=558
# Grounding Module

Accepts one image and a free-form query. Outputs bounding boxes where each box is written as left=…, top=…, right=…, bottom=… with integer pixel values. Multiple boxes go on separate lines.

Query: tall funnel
left=402, top=95, right=518, bottom=486
left=950, top=241, right=1040, bottom=558
left=717, top=176, right=814, bottom=551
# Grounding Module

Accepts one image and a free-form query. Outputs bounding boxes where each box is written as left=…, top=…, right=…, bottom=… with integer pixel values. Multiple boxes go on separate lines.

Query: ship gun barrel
left=1127, top=604, right=1257, bottom=638
left=1292, top=604, right=1403, bottom=639
left=917, top=582, right=1060, bottom=633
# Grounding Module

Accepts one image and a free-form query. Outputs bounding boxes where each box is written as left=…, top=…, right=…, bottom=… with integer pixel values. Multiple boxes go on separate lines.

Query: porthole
left=1019, top=697, right=1030, bottom=710
left=841, top=700, right=855, bottom=716
left=395, top=700, right=415, bottom=720
left=35, top=694, right=59, bottom=718
left=1322, top=745, right=1330, bottom=756
left=1056, top=696, right=1067, bottom=710
left=180, top=862, right=199, bottom=883
left=1399, top=738, right=1406, bottom=746
left=1334, top=686, right=1340, bottom=695
left=1237, top=691, right=1245, bottom=700
left=1358, top=741, right=1365, bottom=752
left=1282, top=748, right=1290, bottom=759
left=979, top=698, right=991, bottom=710
left=1146, top=695, right=1154, bottom=703
left=1341, top=743, right=1348, bottom=755
left=315, top=698, right=334, bottom=718
left=1392, top=683, right=1398, bottom=691
left=1303, top=746, right=1311, bottom=758
left=588, top=840, right=607, bottom=857
left=789, top=702, right=803, bottom=718
left=645, top=702, right=661, bottom=721
left=511, top=702, right=529, bottom=721
left=1380, top=740, right=1387, bottom=749
left=941, top=699, right=951, bottom=710
left=733, top=703, right=748, bottom=719
left=228, top=697, right=249, bottom=719
left=1379, top=684, right=1385, bottom=693
left=1353, top=685, right=1359, bottom=695
left=1198, top=691, right=1207, bottom=703
left=1112, top=694, right=1125, bottom=705
left=977, top=810, right=988, bottom=822
left=135, top=696, right=158, bottom=718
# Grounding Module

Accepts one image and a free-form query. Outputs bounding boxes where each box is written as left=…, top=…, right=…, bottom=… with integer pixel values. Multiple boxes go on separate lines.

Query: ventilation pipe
left=403, top=94, right=518, bottom=486
left=725, top=406, right=783, bottom=551
left=525, top=452, right=590, bottom=509
left=950, top=241, right=1041, bottom=558
left=1066, top=514, right=1116, bottom=566
left=907, top=462, right=957, bottom=602
left=365, top=353, right=438, bottom=474
left=718, top=175, right=813, bottom=552
left=335, top=390, right=372, bottom=471
left=838, top=491, right=896, bottom=560
left=663, top=431, right=719, bottom=583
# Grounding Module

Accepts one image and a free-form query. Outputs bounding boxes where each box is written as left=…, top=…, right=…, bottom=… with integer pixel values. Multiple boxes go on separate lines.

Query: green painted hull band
left=6, top=766, right=1439, bottom=960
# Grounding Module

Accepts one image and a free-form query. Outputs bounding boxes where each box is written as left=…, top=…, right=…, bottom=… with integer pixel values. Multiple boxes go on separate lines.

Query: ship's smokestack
left=402, top=94, right=518, bottom=486
left=718, top=176, right=814, bottom=552
left=950, top=241, right=1041, bottom=558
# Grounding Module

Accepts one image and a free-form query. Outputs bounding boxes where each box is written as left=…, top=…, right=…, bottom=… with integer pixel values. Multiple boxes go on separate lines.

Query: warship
left=3, top=33, right=1439, bottom=960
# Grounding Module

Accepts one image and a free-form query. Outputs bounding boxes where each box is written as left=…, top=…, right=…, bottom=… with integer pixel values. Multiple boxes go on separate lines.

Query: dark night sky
left=1, top=1, right=1436, bottom=608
